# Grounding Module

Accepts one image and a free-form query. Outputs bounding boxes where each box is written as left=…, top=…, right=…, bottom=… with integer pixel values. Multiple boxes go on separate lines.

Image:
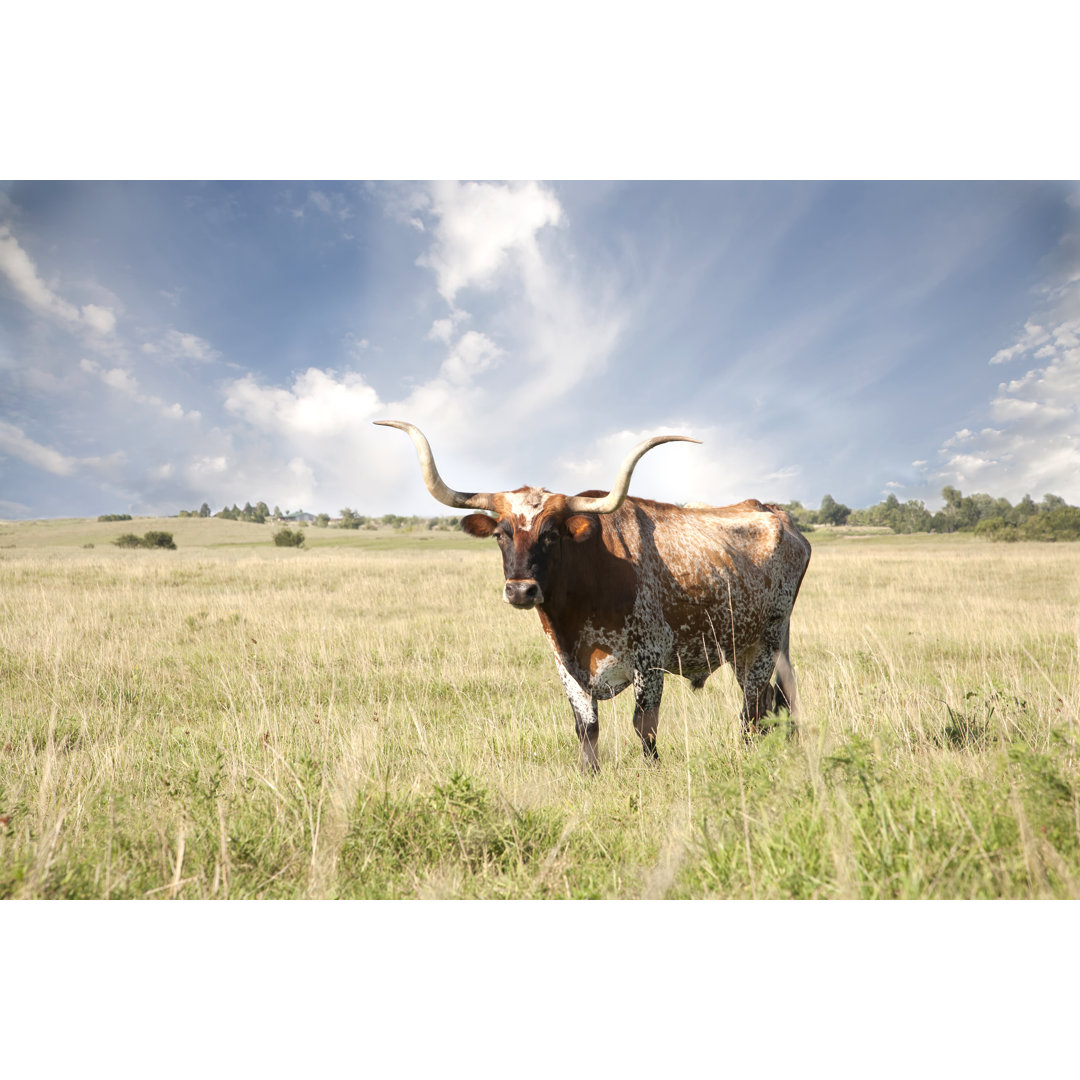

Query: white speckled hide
left=482, top=488, right=811, bottom=772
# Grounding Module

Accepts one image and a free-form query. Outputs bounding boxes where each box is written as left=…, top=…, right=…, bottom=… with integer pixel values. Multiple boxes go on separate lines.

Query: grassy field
left=1, top=516, right=1078, bottom=899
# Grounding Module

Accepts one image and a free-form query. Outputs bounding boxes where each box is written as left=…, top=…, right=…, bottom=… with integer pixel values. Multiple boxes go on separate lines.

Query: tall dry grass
left=0, top=525, right=1077, bottom=898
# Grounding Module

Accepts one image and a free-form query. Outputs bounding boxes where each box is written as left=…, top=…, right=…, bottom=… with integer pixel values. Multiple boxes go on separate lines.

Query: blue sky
left=2, top=180, right=1078, bottom=520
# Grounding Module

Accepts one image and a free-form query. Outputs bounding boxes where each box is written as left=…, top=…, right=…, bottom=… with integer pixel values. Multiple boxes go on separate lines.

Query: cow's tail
left=773, top=617, right=799, bottom=719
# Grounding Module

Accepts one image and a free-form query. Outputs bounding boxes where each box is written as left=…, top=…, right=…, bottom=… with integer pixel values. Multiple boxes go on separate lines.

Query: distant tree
left=315, top=513, right=331, bottom=528
left=942, top=485, right=963, bottom=510
left=97, top=513, right=133, bottom=522
left=255, top=501, right=270, bottom=522
left=273, top=505, right=283, bottom=519
left=199, top=502, right=211, bottom=518
left=1007, top=495, right=1037, bottom=525
left=778, top=500, right=816, bottom=530
left=817, top=494, right=851, bottom=526
left=339, top=508, right=365, bottom=529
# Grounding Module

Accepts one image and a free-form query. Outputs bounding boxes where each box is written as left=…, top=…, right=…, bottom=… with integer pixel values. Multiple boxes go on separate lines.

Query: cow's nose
left=504, top=579, right=543, bottom=608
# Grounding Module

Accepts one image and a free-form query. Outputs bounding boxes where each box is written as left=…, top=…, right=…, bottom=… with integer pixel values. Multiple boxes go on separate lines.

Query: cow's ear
left=564, top=514, right=596, bottom=543
left=462, top=513, right=500, bottom=538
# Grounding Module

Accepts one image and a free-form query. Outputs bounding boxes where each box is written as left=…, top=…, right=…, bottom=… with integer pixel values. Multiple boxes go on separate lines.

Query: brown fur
left=466, top=488, right=811, bottom=772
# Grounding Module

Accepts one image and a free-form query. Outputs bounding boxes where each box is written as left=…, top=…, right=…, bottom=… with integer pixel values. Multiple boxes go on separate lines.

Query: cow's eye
left=540, top=532, right=557, bottom=547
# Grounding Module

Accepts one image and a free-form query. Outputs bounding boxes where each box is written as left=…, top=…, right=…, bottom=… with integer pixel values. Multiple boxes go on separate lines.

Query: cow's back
left=614, top=497, right=809, bottom=676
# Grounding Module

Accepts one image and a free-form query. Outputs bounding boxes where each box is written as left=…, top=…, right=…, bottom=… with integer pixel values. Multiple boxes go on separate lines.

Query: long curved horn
left=565, top=435, right=701, bottom=514
left=374, top=420, right=497, bottom=512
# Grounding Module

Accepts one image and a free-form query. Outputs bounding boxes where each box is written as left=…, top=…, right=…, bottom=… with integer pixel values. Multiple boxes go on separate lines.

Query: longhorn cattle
left=376, top=420, right=811, bottom=773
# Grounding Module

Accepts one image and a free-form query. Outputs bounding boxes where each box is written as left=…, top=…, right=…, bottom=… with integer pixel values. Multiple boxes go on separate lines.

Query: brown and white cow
left=376, top=420, right=811, bottom=772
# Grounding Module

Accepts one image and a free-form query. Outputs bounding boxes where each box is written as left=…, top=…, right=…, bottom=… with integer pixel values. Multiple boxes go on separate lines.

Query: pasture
left=1, top=517, right=1078, bottom=899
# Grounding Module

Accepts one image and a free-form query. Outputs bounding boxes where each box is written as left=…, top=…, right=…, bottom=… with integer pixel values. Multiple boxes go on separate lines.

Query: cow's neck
left=535, top=512, right=642, bottom=662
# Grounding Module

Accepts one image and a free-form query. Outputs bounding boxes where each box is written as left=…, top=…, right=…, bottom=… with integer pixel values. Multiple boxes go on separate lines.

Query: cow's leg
left=554, top=655, right=600, bottom=773
left=737, top=621, right=787, bottom=738
left=632, top=664, right=665, bottom=762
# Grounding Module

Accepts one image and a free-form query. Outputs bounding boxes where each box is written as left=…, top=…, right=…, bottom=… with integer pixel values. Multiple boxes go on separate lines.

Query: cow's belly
left=669, top=596, right=770, bottom=668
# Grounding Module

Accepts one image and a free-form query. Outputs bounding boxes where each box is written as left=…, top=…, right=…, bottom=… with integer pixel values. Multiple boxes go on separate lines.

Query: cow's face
left=461, top=487, right=596, bottom=609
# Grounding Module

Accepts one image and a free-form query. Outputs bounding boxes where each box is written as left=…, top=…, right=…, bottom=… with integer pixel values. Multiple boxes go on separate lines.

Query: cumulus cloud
left=81, top=303, right=117, bottom=335
left=558, top=424, right=803, bottom=508
left=220, top=368, right=389, bottom=508
left=417, top=180, right=563, bottom=304
left=205, top=181, right=633, bottom=514
left=224, top=367, right=381, bottom=436
left=217, top=357, right=511, bottom=513
left=439, top=330, right=502, bottom=384
left=413, top=181, right=626, bottom=411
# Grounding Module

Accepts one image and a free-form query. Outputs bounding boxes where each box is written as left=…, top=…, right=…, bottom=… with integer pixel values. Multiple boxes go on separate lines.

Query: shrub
left=273, top=528, right=306, bottom=548
left=98, top=513, right=132, bottom=522
left=142, top=531, right=177, bottom=549
left=112, top=531, right=176, bottom=550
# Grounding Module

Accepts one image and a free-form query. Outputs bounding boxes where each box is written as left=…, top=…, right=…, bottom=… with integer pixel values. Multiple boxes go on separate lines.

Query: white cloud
left=764, top=465, right=801, bottom=482
left=558, top=423, right=803, bottom=508
left=143, top=328, right=221, bottom=365
left=216, top=359, right=511, bottom=514
left=412, top=181, right=626, bottom=412
left=0, top=420, right=76, bottom=476
left=439, top=330, right=502, bottom=384
left=82, top=359, right=200, bottom=422
left=224, top=367, right=382, bottom=436
left=930, top=241, right=1080, bottom=502
left=0, top=223, right=117, bottom=337
left=308, top=189, right=352, bottom=222
left=101, top=366, right=140, bottom=395
left=989, top=320, right=1050, bottom=364
left=427, top=318, right=454, bottom=344
left=417, top=180, right=563, bottom=304
left=81, top=303, right=117, bottom=335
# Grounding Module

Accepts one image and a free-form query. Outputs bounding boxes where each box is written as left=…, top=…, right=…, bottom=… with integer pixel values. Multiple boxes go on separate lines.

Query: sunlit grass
left=1, top=522, right=1077, bottom=898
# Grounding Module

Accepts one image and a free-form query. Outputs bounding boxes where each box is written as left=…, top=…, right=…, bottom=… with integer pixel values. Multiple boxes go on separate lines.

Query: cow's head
left=374, top=421, right=699, bottom=610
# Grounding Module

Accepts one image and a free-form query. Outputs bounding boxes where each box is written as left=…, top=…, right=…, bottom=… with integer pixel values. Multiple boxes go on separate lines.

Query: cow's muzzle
left=504, top=579, right=544, bottom=609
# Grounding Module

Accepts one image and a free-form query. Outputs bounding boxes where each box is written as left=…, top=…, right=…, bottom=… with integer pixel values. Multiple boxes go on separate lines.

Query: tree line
left=172, top=501, right=462, bottom=532
left=783, top=487, right=1080, bottom=541
left=158, top=487, right=1078, bottom=543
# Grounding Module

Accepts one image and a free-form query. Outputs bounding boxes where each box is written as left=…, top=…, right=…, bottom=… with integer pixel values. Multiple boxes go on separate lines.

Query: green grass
left=1, top=519, right=1078, bottom=898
